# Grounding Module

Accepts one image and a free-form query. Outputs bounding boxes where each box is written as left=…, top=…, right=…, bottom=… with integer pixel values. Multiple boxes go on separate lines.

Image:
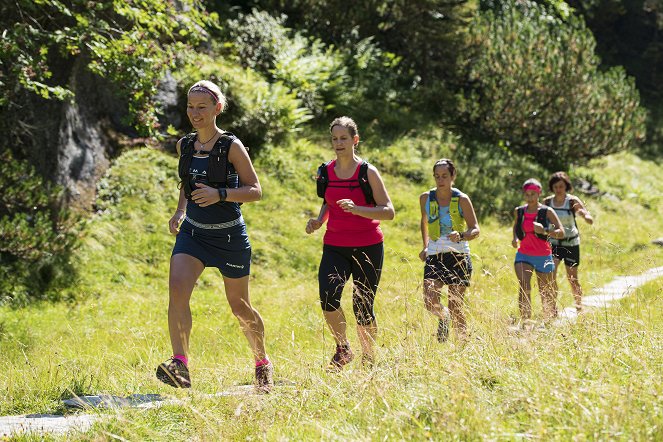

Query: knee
left=354, top=304, right=375, bottom=326
left=320, top=292, right=341, bottom=312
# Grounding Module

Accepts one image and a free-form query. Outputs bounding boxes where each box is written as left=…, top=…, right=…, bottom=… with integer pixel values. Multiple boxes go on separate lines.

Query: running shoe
left=361, top=353, right=375, bottom=368
left=156, top=357, right=191, bottom=388
left=437, top=316, right=450, bottom=343
left=255, top=362, right=274, bottom=394
left=327, top=343, right=354, bottom=372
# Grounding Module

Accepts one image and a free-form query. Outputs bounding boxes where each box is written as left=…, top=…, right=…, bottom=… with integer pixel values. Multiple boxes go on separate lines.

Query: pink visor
left=523, top=184, right=542, bottom=193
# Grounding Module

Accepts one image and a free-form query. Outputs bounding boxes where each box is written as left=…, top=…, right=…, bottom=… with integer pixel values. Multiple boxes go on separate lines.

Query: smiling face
left=433, top=164, right=455, bottom=190
left=330, top=125, right=358, bottom=157
left=551, top=180, right=567, bottom=198
left=186, top=91, right=221, bottom=129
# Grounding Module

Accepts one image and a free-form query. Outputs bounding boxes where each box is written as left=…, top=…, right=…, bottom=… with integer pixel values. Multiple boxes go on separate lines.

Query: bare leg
left=448, top=284, right=467, bottom=339
left=537, top=271, right=558, bottom=320
left=423, top=279, right=450, bottom=320
left=224, top=275, right=266, bottom=360
left=168, top=254, right=205, bottom=357
left=566, top=265, right=583, bottom=312
left=357, top=321, right=377, bottom=360
left=323, top=309, right=349, bottom=346
left=515, top=262, right=534, bottom=320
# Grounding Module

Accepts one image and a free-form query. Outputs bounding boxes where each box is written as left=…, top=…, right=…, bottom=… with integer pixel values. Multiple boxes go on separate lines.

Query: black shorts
left=318, top=242, right=383, bottom=326
left=551, top=244, right=580, bottom=267
left=424, top=252, right=472, bottom=286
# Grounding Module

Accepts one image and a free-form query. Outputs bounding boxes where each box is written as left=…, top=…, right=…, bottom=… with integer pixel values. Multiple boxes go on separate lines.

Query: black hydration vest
left=315, top=160, right=375, bottom=205
left=515, top=205, right=550, bottom=241
left=178, top=132, right=238, bottom=200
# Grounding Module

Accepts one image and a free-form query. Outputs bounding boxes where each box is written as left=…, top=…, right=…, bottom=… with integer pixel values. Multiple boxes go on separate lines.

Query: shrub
left=455, top=0, right=647, bottom=170
left=176, top=55, right=312, bottom=151
left=227, top=9, right=350, bottom=116
left=0, top=151, right=78, bottom=305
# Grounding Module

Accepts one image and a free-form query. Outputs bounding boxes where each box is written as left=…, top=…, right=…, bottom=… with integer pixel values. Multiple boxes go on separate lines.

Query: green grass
left=1, top=142, right=662, bottom=440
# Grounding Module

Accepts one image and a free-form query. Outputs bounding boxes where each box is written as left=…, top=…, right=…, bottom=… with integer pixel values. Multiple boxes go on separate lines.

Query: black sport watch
left=218, top=188, right=227, bottom=202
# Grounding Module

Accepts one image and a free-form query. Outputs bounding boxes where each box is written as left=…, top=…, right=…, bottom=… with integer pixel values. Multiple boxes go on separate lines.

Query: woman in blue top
left=419, top=159, right=480, bottom=342
left=156, top=80, right=272, bottom=392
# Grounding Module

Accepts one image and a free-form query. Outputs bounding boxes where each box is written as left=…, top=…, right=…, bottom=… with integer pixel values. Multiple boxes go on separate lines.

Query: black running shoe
left=255, top=362, right=274, bottom=394
left=437, top=317, right=450, bottom=343
left=156, top=357, right=191, bottom=388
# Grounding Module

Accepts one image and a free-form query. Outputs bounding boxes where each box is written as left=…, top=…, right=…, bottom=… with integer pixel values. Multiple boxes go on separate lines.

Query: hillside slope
left=1, top=141, right=662, bottom=439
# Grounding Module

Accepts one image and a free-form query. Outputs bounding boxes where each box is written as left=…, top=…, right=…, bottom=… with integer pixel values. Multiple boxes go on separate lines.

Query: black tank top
left=185, top=156, right=242, bottom=224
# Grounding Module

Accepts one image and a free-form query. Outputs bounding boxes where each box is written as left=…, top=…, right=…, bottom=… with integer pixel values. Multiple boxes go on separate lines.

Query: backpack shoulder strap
left=316, top=160, right=332, bottom=199
left=543, top=196, right=552, bottom=207
left=207, top=132, right=237, bottom=184
left=358, top=161, right=375, bottom=205
left=537, top=206, right=549, bottom=226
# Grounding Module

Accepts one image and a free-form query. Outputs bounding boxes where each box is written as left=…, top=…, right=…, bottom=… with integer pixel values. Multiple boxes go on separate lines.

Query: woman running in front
left=305, top=116, right=395, bottom=370
left=156, top=80, right=273, bottom=392
left=544, top=172, right=594, bottom=313
left=419, top=159, right=480, bottom=343
left=512, top=178, right=564, bottom=326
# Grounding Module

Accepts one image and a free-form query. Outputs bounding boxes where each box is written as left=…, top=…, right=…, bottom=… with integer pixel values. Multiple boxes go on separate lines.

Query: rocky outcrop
left=20, top=58, right=180, bottom=211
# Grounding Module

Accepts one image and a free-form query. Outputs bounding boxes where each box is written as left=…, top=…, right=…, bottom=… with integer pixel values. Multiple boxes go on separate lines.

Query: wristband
left=218, top=188, right=227, bottom=202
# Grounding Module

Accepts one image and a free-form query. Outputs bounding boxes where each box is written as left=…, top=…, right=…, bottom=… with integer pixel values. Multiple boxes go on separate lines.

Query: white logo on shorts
left=226, top=263, right=245, bottom=269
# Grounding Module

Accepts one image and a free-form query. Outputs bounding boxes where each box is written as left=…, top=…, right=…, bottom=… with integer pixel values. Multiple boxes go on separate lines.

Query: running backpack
left=315, top=160, right=375, bottom=205
left=178, top=132, right=238, bottom=200
left=543, top=196, right=578, bottom=241
left=515, top=205, right=550, bottom=241
left=426, top=188, right=465, bottom=241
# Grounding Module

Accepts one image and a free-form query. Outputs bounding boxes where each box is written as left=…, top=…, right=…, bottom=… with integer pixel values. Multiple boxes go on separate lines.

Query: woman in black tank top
left=155, top=80, right=273, bottom=393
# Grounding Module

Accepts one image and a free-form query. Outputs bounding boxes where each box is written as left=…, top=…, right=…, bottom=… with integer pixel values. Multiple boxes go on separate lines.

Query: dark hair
left=329, top=116, right=359, bottom=139
left=433, top=158, right=457, bottom=176
left=548, top=171, right=573, bottom=192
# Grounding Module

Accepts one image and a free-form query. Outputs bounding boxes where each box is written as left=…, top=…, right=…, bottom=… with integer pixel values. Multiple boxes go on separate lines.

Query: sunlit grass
left=1, top=144, right=662, bottom=439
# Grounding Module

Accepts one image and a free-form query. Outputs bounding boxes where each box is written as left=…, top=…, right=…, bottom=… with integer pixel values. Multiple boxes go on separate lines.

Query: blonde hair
left=188, top=80, right=227, bottom=111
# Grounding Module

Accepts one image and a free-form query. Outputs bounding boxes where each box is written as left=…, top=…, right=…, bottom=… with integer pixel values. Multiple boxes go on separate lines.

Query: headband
left=523, top=183, right=542, bottom=193
left=189, top=86, right=219, bottom=103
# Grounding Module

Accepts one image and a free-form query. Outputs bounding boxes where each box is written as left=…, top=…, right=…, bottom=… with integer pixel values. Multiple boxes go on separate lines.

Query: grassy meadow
left=1, top=139, right=662, bottom=440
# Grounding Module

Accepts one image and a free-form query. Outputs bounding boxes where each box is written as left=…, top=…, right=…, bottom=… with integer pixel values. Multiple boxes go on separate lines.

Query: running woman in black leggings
left=306, top=117, right=395, bottom=370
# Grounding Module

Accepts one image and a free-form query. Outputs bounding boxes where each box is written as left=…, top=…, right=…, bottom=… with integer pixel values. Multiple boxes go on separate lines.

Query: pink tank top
left=323, top=160, right=383, bottom=247
left=519, top=212, right=552, bottom=256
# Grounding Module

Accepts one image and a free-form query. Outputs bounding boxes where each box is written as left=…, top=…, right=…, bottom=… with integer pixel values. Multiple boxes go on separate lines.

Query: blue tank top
left=185, top=156, right=242, bottom=224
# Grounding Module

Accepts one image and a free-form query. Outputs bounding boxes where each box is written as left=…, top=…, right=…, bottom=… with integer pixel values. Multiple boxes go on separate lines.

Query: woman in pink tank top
left=305, top=116, right=395, bottom=370
left=512, top=178, right=564, bottom=327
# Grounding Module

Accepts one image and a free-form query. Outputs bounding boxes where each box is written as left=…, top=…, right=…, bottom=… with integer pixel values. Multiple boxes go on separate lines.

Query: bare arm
left=336, top=165, right=395, bottom=220
left=571, top=195, right=594, bottom=225
left=533, top=207, right=565, bottom=239
left=419, top=192, right=429, bottom=261
left=512, top=207, right=519, bottom=248
left=306, top=202, right=329, bottom=234
left=169, top=139, right=187, bottom=234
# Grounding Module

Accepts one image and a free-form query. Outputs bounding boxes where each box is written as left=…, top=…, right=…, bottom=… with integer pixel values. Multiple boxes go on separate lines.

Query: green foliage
left=0, top=0, right=213, bottom=137
left=227, top=9, right=350, bottom=116
left=456, top=0, right=647, bottom=169
left=367, top=127, right=548, bottom=220
left=177, top=54, right=312, bottom=150
left=566, top=0, right=663, bottom=156
left=0, top=150, right=78, bottom=306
